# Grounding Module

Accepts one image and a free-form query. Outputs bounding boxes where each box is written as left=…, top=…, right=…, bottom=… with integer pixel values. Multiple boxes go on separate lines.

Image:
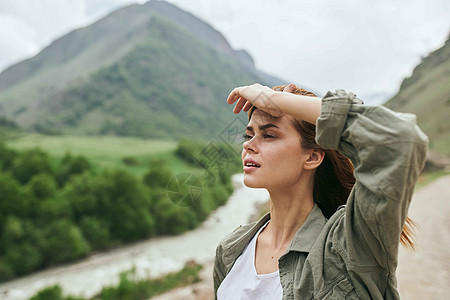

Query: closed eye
left=242, top=133, right=274, bottom=141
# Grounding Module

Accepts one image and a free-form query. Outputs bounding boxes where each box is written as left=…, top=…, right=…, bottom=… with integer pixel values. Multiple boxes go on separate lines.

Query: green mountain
left=0, top=1, right=288, bottom=140
left=384, top=37, right=450, bottom=156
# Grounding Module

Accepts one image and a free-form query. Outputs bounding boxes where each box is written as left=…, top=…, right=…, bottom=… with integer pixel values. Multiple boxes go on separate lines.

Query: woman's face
left=241, top=109, right=311, bottom=190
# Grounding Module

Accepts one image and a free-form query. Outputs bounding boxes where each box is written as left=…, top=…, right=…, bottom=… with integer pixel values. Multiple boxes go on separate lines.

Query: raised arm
left=315, top=89, right=428, bottom=271
left=227, top=83, right=322, bottom=124
left=228, top=84, right=429, bottom=273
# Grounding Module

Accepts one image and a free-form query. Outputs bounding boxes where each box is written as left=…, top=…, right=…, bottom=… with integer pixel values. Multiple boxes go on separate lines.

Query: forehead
left=247, top=109, right=296, bottom=131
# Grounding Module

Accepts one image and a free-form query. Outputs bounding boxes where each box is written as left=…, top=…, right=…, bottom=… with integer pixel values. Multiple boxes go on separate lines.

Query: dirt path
left=397, top=175, right=450, bottom=299
left=151, top=175, right=450, bottom=300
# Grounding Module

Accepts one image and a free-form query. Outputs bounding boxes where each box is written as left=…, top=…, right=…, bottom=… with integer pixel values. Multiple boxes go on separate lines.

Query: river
left=0, top=173, right=269, bottom=300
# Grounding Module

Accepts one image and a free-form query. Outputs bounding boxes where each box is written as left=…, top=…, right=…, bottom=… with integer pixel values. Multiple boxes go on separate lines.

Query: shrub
left=79, top=217, right=112, bottom=250
left=0, top=141, right=17, bottom=171
left=150, top=190, right=198, bottom=235
left=175, top=138, right=202, bottom=165
left=36, top=197, right=73, bottom=221
left=0, top=173, right=30, bottom=223
left=58, top=153, right=91, bottom=187
left=11, top=147, right=54, bottom=184
left=43, top=220, right=90, bottom=265
left=143, top=159, right=173, bottom=189
left=122, top=156, right=140, bottom=166
left=27, top=173, right=58, bottom=199
left=29, top=285, right=64, bottom=300
left=3, top=242, right=42, bottom=276
left=0, top=260, right=15, bottom=281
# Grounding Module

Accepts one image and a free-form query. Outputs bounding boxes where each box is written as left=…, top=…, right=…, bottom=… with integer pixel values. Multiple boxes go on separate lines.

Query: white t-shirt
left=217, top=220, right=283, bottom=300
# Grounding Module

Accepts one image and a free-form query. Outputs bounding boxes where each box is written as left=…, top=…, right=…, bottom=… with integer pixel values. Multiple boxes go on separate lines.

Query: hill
left=384, top=37, right=450, bottom=156
left=0, top=1, right=287, bottom=141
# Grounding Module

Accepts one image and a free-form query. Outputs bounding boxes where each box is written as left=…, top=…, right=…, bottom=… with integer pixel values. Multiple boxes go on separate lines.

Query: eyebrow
left=246, top=124, right=280, bottom=132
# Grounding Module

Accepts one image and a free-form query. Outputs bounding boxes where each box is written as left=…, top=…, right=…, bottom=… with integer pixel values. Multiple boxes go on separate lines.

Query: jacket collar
left=222, top=203, right=327, bottom=270
left=286, top=203, right=327, bottom=253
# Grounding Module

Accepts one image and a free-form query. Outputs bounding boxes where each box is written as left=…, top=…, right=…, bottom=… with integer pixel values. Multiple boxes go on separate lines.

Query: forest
left=0, top=138, right=241, bottom=282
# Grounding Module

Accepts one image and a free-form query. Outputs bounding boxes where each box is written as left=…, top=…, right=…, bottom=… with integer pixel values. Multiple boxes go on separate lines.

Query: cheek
left=269, top=145, right=305, bottom=173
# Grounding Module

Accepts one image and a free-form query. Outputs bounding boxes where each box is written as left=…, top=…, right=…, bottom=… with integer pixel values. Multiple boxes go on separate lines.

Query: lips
left=244, top=158, right=261, bottom=168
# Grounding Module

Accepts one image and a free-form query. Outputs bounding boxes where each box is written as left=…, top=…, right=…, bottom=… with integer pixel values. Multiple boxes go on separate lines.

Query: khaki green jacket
left=214, top=89, right=429, bottom=299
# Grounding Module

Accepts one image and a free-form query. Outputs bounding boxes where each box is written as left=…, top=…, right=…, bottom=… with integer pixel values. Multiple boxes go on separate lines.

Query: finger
left=232, top=93, right=241, bottom=105
left=243, top=102, right=253, bottom=112
left=227, top=90, right=236, bottom=104
left=226, top=89, right=237, bottom=104
left=233, top=97, right=248, bottom=114
left=283, top=83, right=296, bottom=93
left=227, top=87, right=243, bottom=104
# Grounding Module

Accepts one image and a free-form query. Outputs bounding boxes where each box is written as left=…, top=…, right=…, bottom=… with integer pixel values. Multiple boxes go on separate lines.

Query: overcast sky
left=0, top=0, right=449, bottom=103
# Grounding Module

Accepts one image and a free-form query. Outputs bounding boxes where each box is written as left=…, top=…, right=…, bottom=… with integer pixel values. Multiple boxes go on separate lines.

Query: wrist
left=274, top=91, right=321, bottom=124
left=269, top=91, right=287, bottom=117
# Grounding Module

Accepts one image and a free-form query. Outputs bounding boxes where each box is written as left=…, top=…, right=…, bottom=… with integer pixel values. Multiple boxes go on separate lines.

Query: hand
left=227, top=83, right=294, bottom=117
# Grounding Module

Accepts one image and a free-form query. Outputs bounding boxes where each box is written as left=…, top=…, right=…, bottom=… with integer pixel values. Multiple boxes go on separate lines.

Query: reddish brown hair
left=247, top=84, right=416, bottom=250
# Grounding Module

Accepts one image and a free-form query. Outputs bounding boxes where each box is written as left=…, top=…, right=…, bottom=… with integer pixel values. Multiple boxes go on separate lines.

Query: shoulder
left=217, top=221, right=257, bottom=249
left=318, top=205, right=347, bottom=241
left=216, top=212, right=270, bottom=251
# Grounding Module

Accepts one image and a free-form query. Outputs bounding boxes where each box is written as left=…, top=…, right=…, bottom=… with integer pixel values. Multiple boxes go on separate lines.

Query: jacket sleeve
left=213, top=242, right=226, bottom=299
left=315, top=89, right=429, bottom=272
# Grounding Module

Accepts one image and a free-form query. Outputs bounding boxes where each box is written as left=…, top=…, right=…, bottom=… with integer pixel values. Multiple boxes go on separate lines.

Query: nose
left=243, top=138, right=257, bottom=153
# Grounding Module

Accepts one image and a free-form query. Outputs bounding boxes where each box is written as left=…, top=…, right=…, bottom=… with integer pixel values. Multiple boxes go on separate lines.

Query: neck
left=265, top=173, right=315, bottom=251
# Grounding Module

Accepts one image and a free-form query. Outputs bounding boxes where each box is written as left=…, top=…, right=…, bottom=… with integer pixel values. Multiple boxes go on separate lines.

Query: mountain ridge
left=0, top=1, right=288, bottom=141
left=384, top=37, right=450, bottom=156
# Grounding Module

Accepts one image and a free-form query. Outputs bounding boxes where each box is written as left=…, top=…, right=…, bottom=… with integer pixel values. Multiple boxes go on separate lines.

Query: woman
left=213, top=83, right=428, bottom=299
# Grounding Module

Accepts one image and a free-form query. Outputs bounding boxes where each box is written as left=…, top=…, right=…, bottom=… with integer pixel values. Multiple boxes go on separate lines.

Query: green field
left=5, top=134, right=204, bottom=178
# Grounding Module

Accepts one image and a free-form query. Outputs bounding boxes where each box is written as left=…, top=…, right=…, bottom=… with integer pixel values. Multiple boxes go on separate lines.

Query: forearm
left=273, top=91, right=322, bottom=125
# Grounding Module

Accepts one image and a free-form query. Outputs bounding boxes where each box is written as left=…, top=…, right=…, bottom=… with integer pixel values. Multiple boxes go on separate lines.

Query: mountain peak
left=0, top=1, right=283, bottom=140
left=144, top=0, right=255, bottom=69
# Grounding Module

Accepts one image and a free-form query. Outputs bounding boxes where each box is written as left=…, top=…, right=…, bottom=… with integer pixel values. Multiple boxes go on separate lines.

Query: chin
left=243, top=175, right=266, bottom=189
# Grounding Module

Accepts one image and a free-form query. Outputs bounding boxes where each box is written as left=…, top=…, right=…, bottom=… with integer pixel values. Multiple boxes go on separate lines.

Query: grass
left=95, top=261, right=202, bottom=300
left=29, top=261, right=203, bottom=300
left=5, top=134, right=204, bottom=178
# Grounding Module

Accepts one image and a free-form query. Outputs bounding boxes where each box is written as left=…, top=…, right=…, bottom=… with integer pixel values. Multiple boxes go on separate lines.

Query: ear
left=303, top=148, right=325, bottom=170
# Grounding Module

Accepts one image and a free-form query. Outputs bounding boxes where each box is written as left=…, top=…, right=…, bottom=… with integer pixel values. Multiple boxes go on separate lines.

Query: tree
left=0, top=142, right=17, bottom=171
left=3, top=242, right=42, bottom=276
left=57, top=153, right=91, bottom=187
left=150, top=188, right=198, bottom=235
left=63, top=170, right=156, bottom=242
left=79, top=216, right=112, bottom=250
left=0, top=217, right=44, bottom=278
left=43, top=220, right=90, bottom=265
left=0, top=173, right=30, bottom=224
left=143, top=159, right=173, bottom=189
left=27, top=173, right=58, bottom=199
left=175, top=138, right=203, bottom=165
left=103, top=170, right=155, bottom=241
left=11, top=147, right=54, bottom=184
left=63, top=173, right=110, bottom=221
